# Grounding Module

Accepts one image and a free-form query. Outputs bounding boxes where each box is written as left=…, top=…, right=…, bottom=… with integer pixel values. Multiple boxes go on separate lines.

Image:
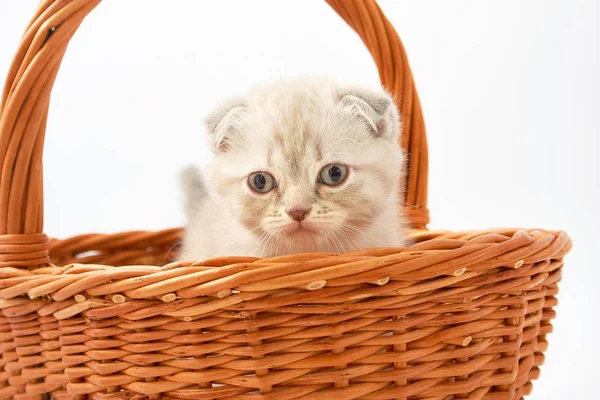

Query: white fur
left=180, top=77, right=406, bottom=260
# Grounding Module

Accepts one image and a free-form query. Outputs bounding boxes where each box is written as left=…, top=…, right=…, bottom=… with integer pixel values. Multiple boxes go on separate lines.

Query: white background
left=1, top=1, right=598, bottom=398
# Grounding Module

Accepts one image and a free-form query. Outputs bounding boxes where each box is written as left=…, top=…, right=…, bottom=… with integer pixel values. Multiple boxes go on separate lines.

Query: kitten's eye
left=319, top=164, right=348, bottom=186
left=248, top=172, right=276, bottom=193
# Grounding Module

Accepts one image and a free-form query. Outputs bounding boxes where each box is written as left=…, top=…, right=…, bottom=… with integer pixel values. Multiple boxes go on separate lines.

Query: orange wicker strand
left=0, top=1, right=571, bottom=399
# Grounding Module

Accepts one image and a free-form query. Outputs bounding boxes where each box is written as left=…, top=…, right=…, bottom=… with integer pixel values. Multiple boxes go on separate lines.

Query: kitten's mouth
left=281, top=221, right=318, bottom=235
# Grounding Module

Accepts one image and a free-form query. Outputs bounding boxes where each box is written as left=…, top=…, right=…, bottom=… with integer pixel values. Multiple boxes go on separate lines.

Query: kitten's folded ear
left=204, top=98, right=247, bottom=152
left=339, top=87, right=401, bottom=140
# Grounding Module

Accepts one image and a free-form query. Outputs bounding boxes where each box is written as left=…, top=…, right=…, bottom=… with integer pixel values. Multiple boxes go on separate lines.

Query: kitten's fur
left=180, top=77, right=406, bottom=260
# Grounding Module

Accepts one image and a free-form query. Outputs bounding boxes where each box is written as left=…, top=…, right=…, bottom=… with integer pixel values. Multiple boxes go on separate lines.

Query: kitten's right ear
left=204, top=98, right=247, bottom=152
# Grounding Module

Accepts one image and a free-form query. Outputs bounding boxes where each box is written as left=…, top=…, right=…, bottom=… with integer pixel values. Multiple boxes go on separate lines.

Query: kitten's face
left=206, top=79, right=403, bottom=254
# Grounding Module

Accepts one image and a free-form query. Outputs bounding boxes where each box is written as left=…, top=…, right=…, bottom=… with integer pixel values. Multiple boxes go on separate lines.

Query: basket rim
left=0, top=227, right=569, bottom=304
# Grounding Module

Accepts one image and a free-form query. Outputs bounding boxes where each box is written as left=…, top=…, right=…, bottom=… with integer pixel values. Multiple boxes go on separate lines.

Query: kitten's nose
left=286, top=205, right=312, bottom=222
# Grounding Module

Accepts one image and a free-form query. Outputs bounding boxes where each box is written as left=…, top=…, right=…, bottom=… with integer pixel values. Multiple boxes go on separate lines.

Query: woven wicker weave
left=0, top=1, right=571, bottom=399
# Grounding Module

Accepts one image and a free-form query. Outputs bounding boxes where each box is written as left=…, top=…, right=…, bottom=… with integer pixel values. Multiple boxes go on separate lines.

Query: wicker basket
left=0, top=1, right=571, bottom=399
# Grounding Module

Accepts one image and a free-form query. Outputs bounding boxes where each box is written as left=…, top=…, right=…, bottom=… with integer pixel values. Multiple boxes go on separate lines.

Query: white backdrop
left=1, top=1, right=598, bottom=398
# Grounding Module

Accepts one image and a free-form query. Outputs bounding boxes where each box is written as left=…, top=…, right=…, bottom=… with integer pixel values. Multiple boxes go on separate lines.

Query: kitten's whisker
left=246, top=225, right=264, bottom=235
left=265, top=232, right=276, bottom=258
left=326, top=230, right=338, bottom=254
left=330, top=227, right=345, bottom=254
left=274, top=230, right=281, bottom=257
left=322, top=227, right=339, bottom=254
left=336, top=226, right=361, bottom=251
left=331, top=226, right=348, bottom=254
left=256, top=231, right=272, bottom=258
left=342, top=223, right=381, bottom=248
left=164, top=241, right=184, bottom=263
left=339, top=225, right=358, bottom=252
left=338, top=223, right=372, bottom=245
left=405, top=201, right=428, bottom=210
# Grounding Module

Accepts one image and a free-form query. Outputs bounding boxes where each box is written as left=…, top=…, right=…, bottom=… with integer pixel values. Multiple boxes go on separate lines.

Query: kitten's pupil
left=329, top=166, right=342, bottom=182
left=254, top=174, right=266, bottom=190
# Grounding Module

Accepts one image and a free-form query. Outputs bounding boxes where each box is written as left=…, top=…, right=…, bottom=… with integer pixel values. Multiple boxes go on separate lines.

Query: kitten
left=180, top=77, right=406, bottom=260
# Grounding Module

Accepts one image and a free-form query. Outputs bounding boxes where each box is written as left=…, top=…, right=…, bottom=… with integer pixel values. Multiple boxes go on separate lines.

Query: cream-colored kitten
left=180, top=77, right=406, bottom=260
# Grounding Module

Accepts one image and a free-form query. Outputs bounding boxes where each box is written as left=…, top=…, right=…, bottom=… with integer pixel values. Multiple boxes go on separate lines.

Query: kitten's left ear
left=339, top=87, right=401, bottom=140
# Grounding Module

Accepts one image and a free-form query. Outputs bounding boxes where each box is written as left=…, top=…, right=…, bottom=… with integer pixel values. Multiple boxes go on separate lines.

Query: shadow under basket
left=0, top=1, right=571, bottom=399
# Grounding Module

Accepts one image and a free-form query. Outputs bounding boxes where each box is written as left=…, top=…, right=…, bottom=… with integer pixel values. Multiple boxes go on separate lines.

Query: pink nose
left=286, top=206, right=312, bottom=222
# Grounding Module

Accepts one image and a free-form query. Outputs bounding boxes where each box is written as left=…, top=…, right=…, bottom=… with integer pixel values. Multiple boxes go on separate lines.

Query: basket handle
left=325, top=0, right=429, bottom=229
left=0, top=0, right=429, bottom=267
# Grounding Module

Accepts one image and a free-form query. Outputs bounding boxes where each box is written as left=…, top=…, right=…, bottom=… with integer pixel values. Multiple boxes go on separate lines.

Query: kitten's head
left=204, top=77, right=403, bottom=254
